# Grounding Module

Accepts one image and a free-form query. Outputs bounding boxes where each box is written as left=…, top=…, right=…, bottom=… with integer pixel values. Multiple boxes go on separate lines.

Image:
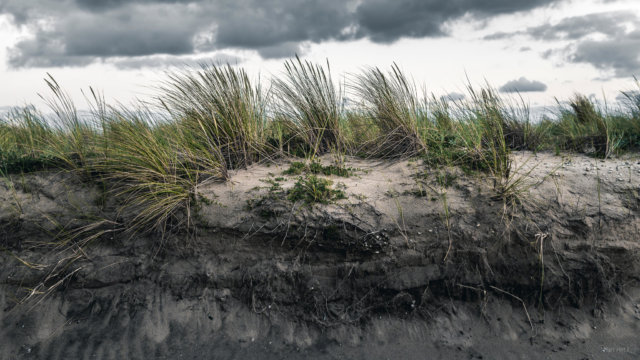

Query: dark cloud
left=569, top=31, right=640, bottom=78
left=213, top=0, right=353, bottom=49
left=256, top=42, right=308, bottom=60
left=2, top=0, right=562, bottom=67
left=108, top=53, right=242, bottom=69
left=499, top=77, right=548, bottom=93
left=484, top=11, right=636, bottom=41
left=485, top=11, right=640, bottom=79
left=356, top=0, right=558, bottom=42
left=525, top=11, right=634, bottom=40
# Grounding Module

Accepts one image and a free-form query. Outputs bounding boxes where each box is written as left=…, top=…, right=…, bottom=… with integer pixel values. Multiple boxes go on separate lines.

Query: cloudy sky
left=1, top=0, right=639, bottom=112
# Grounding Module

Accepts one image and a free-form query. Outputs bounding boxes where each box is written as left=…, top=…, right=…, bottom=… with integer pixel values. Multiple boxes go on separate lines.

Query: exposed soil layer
left=1, top=152, right=639, bottom=359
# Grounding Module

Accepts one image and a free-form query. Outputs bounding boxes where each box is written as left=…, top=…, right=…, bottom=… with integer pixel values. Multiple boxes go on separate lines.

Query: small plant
left=287, top=175, right=346, bottom=205
left=436, top=170, right=457, bottom=188
left=260, top=178, right=285, bottom=196
left=283, top=159, right=352, bottom=177
left=283, top=161, right=307, bottom=175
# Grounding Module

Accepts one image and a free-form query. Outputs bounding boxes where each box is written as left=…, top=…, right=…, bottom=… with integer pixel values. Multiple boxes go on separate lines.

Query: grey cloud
left=2, top=0, right=562, bottom=67
left=485, top=11, right=640, bottom=79
left=65, top=7, right=196, bottom=57
left=109, top=53, right=242, bottom=69
left=356, top=0, right=558, bottom=42
left=484, top=11, right=637, bottom=41
left=568, top=32, right=640, bottom=78
left=214, top=0, right=353, bottom=48
left=499, top=77, right=548, bottom=93
left=526, top=11, right=636, bottom=40
left=256, top=42, right=308, bottom=60
left=483, top=32, right=513, bottom=40
left=7, top=3, right=206, bottom=67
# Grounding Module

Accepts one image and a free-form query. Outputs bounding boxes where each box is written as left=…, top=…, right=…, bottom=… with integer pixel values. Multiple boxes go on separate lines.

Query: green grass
left=159, top=63, right=268, bottom=170
left=283, top=159, right=352, bottom=177
left=99, top=106, right=226, bottom=234
left=273, top=56, right=344, bottom=157
left=352, top=63, right=427, bottom=158
left=2, top=62, right=640, bottom=237
left=287, top=175, right=346, bottom=205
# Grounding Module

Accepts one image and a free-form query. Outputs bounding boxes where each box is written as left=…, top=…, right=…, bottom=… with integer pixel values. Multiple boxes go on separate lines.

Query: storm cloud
left=1, top=0, right=560, bottom=67
left=568, top=31, right=640, bottom=78
left=485, top=11, right=636, bottom=41
left=499, top=77, right=548, bottom=93
left=355, top=0, right=558, bottom=42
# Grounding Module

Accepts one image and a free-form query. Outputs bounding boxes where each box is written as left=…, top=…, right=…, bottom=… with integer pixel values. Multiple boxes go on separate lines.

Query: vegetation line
left=2, top=61, right=639, bottom=235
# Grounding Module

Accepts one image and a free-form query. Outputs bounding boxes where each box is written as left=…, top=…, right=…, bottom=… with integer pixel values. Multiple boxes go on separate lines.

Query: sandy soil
left=0, top=151, right=639, bottom=359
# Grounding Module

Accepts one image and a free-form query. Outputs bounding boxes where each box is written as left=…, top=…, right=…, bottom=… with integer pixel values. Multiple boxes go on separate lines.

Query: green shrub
left=283, top=159, right=351, bottom=177
left=287, top=175, right=346, bottom=205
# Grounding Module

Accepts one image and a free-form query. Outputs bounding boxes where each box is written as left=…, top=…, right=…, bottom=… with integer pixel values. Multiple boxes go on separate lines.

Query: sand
left=1, top=151, right=639, bottom=359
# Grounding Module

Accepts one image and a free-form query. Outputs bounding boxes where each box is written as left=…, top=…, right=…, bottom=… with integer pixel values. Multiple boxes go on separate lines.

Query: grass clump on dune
left=551, top=94, right=612, bottom=156
left=2, top=60, right=640, bottom=236
left=40, top=75, right=102, bottom=171
left=0, top=76, right=103, bottom=174
left=0, top=107, right=59, bottom=174
left=160, top=64, right=268, bottom=170
left=352, top=63, right=427, bottom=158
left=100, top=106, right=226, bottom=234
left=273, top=56, right=344, bottom=157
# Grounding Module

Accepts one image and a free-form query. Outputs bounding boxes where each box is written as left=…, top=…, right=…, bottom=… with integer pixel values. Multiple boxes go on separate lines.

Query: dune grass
left=159, top=64, right=268, bottom=170
left=352, top=63, right=427, bottom=158
left=98, top=106, right=226, bottom=234
left=2, top=61, right=640, bottom=236
left=273, top=56, right=344, bottom=157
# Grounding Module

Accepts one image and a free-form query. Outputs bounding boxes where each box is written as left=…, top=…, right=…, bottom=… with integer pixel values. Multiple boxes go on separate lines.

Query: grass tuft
left=273, top=56, right=344, bottom=157
left=352, top=63, right=426, bottom=158
left=159, top=63, right=268, bottom=170
left=99, top=106, right=226, bottom=234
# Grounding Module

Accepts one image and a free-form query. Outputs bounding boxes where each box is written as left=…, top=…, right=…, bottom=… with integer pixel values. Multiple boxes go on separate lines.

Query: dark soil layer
left=1, top=154, right=640, bottom=359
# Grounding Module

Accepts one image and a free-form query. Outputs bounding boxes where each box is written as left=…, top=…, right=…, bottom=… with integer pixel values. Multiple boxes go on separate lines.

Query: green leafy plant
left=287, top=175, right=346, bottom=205
left=283, top=159, right=352, bottom=177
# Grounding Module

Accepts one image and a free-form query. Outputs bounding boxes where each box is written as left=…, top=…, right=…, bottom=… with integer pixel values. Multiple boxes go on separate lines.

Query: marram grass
left=2, top=61, right=640, bottom=236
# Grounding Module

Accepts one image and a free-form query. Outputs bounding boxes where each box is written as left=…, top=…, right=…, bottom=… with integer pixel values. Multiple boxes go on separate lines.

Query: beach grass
left=2, top=60, right=640, bottom=234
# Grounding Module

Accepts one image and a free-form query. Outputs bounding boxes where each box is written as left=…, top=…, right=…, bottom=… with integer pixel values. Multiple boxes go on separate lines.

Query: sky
left=1, top=0, right=640, bottom=114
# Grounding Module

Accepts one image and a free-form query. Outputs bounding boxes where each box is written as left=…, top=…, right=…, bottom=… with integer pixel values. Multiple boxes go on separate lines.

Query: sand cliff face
left=1, top=152, right=639, bottom=359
